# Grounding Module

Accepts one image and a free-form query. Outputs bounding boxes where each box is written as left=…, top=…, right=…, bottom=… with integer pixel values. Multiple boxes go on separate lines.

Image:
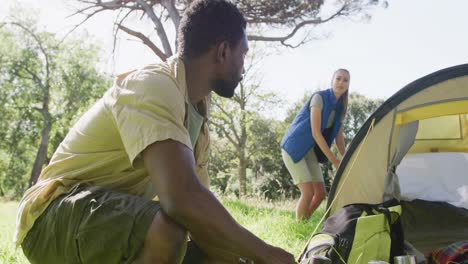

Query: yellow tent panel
left=394, top=101, right=468, bottom=153
left=395, top=100, right=468, bottom=126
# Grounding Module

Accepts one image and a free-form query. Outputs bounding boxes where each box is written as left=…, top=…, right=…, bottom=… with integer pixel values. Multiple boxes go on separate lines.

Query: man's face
left=212, top=33, right=249, bottom=98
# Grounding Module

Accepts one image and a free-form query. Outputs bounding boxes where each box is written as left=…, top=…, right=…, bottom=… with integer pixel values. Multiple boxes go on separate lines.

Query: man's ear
left=216, top=41, right=230, bottom=64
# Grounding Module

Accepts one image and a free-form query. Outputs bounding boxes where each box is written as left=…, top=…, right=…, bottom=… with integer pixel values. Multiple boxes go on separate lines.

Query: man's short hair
left=178, top=0, right=247, bottom=60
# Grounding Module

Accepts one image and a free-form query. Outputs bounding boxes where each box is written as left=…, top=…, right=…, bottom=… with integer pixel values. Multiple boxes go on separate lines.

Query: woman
left=281, top=69, right=349, bottom=220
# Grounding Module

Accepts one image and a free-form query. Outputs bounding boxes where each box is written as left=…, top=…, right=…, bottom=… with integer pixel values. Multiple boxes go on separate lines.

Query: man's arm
left=142, top=139, right=295, bottom=264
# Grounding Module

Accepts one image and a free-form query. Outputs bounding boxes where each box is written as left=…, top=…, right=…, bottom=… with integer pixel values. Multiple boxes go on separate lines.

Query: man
left=14, top=0, right=296, bottom=263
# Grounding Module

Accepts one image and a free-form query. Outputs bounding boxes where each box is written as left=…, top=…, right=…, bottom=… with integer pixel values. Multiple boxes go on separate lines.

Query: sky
left=1, top=0, right=468, bottom=109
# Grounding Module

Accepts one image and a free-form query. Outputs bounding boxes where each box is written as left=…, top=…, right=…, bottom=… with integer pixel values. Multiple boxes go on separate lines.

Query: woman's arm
left=335, top=126, right=346, bottom=157
left=311, top=107, right=340, bottom=169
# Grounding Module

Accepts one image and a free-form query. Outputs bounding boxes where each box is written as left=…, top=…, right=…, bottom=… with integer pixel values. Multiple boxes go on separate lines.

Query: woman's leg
left=304, top=150, right=326, bottom=217
left=308, top=182, right=326, bottom=216
left=296, top=182, right=315, bottom=220
left=281, top=150, right=315, bottom=221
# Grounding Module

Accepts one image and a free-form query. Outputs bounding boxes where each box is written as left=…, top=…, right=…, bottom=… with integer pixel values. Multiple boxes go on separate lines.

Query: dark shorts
left=22, top=185, right=160, bottom=264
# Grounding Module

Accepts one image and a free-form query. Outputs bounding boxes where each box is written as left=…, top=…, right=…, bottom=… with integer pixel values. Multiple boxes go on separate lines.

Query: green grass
left=222, top=197, right=325, bottom=257
left=0, top=199, right=324, bottom=263
left=0, top=201, right=29, bottom=264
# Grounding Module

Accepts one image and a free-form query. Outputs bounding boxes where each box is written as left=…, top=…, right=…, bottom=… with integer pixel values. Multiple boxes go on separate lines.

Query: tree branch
left=77, top=0, right=135, bottom=10
left=247, top=4, right=347, bottom=47
left=8, top=22, right=51, bottom=93
left=32, top=107, right=43, bottom=113
left=62, top=8, right=105, bottom=43
left=66, top=1, right=141, bottom=43
left=117, top=23, right=168, bottom=61
left=210, top=120, right=239, bottom=150
left=213, top=103, right=241, bottom=143
left=135, top=0, right=173, bottom=56
left=161, top=0, right=181, bottom=39
left=20, top=67, right=45, bottom=89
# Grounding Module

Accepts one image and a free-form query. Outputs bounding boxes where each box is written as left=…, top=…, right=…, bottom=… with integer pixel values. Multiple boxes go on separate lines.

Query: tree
left=0, top=20, right=109, bottom=194
left=210, top=78, right=281, bottom=197
left=208, top=136, right=237, bottom=194
left=247, top=115, right=299, bottom=200
left=343, top=92, right=384, bottom=144
left=208, top=45, right=283, bottom=197
left=70, top=0, right=387, bottom=61
left=209, top=111, right=299, bottom=200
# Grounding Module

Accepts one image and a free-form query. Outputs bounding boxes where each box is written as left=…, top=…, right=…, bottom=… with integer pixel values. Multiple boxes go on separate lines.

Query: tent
left=326, top=64, right=468, bottom=256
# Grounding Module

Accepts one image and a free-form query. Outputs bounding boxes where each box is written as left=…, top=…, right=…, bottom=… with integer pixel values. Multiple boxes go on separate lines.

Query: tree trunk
left=238, top=88, right=248, bottom=197
left=238, top=82, right=247, bottom=197
left=29, top=116, right=51, bottom=187
left=238, top=147, right=247, bottom=197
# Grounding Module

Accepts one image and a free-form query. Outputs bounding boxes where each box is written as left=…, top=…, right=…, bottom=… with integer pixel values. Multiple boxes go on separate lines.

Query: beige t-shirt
left=14, top=56, right=208, bottom=246
left=309, top=94, right=336, bottom=128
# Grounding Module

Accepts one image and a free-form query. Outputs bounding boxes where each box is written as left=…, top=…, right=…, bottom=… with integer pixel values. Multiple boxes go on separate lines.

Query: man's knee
left=141, top=210, right=188, bottom=263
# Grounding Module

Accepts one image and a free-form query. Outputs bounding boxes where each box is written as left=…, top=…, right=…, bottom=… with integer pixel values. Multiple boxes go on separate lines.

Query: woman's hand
left=331, top=157, right=341, bottom=169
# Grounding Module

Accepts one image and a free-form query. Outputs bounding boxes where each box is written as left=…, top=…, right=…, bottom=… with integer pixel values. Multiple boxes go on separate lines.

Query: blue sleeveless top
left=281, top=88, right=343, bottom=163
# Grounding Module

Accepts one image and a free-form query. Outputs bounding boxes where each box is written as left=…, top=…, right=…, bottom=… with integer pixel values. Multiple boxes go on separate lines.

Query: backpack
left=299, top=199, right=405, bottom=264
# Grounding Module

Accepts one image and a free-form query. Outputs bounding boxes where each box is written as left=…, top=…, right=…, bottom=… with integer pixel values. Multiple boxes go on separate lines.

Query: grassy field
left=0, top=201, right=29, bottom=264
left=0, top=199, right=324, bottom=263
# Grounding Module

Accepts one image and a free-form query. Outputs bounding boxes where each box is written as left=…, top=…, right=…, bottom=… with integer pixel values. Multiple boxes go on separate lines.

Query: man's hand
left=262, top=245, right=296, bottom=264
left=240, top=245, right=296, bottom=264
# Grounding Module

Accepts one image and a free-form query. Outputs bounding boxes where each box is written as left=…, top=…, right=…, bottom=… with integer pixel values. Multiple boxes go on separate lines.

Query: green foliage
left=209, top=80, right=298, bottom=199
left=0, top=22, right=109, bottom=197
left=284, top=91, right=314, bottom=125
left=247, top=115, right=299, bottom=200
left=344, top=93, right=384, bottom=143
left=209, top=138, right=238, bottom=194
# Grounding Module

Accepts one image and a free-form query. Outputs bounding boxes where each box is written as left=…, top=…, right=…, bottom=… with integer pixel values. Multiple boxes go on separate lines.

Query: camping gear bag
left=299, top=199, right=405, bottom=264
